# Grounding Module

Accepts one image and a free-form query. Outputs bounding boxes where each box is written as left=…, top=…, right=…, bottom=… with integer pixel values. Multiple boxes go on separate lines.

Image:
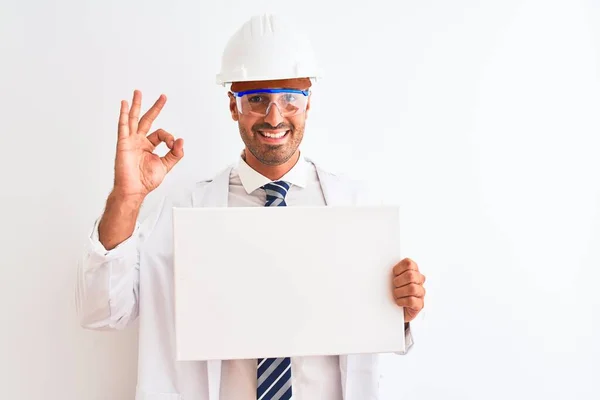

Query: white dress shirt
left=219, top=154, right=342, bottom=400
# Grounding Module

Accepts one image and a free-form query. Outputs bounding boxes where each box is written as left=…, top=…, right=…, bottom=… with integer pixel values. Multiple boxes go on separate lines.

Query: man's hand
left=392, top=258, right=426, bottom=323
left=113, top=90, right=185, bottom=199
left=99, top=90, right=184, bottom=251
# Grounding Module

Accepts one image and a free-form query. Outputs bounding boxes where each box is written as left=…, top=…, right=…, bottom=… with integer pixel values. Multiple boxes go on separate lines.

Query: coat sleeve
left=395, top=323, right=415, bottom=355
left=75, top=193, right=165, bottom=331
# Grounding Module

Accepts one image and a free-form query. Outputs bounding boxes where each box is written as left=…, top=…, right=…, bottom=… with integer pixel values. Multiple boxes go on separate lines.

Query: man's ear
left=228, top=92, right=239, bottom=121
left=305, top=92, right=312, bottom=119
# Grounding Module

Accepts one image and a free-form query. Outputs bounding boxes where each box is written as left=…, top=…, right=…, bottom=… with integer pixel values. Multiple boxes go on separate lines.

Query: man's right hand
left=113, top=89, right=184, bottom=200
left=98, top=90, right=184, bottom=250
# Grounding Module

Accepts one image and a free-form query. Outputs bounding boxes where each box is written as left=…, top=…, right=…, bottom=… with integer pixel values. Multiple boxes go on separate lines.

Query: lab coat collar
left=192, top=156, right=337, bottom=208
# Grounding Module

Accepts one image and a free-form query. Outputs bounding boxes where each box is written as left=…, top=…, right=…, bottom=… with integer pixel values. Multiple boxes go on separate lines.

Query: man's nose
left=263, top=102, right=284, bottom=127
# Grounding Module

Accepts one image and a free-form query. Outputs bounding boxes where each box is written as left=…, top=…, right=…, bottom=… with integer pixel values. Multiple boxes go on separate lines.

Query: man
left=76, top=13, right=426, bottom=400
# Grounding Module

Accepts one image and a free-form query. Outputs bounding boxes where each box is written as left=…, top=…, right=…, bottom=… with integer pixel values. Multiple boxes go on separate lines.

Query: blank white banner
left=173, top=206, right=405, bottom=361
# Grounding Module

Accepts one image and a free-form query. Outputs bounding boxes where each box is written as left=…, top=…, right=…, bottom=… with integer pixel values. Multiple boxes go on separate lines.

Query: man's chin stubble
left=253, top=150, right=294, bottom=166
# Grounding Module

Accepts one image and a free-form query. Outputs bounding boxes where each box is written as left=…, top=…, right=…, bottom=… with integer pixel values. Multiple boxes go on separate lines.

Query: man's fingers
left=138, top=94, right=167, bottom=135
left=145, top=128, right=183, bottom=172
left=404, top=305, right=422, bottom=322
left=161, top=138, right=184, bottom=172
left=395, top=296, right=424, bottom=311
left=393, top=269, right=425, bottom=287
left=129, top=90, right=142, bottom=135
left=118, top=100, right=130, bottom=138
left=392, top=259, right=426, bottom=321
left=146, top=128, right=175, bottom=148
left=393, top=283, right=426, bottom=299
left=393, top=258, right=419, bottom=276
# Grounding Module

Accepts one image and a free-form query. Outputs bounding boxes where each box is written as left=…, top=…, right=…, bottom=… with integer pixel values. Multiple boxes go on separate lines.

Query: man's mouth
left=257, top=130, right=290, bottom=142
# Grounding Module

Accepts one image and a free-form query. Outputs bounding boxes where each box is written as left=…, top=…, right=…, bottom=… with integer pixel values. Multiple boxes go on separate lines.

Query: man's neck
left=243, top=149, right=300, bottom=181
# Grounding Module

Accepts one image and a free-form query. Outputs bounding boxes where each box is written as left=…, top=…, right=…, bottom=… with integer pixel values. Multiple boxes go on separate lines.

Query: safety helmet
left=216, top=13, right=322, bottom=86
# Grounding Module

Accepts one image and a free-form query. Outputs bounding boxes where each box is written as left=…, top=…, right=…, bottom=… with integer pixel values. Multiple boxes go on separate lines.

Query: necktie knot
left=262, top=181, right=290, bottom=207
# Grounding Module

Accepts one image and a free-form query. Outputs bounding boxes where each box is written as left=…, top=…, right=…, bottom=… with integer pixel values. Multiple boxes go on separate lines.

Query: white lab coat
left=76, top=158, right=414, bottom=400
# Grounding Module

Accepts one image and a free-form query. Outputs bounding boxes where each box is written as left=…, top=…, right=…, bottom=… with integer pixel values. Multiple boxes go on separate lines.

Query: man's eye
left=282, top=94, right=297, bottom=102
left=248, top=96, right=264, bottom=103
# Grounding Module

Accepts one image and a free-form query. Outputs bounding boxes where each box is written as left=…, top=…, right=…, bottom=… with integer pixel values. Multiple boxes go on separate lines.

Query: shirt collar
left=237, top=152, right=309, bottom=194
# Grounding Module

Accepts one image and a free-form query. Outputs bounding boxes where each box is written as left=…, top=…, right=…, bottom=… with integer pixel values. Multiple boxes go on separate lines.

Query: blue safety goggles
left=231, top=88, right=310, bottom=117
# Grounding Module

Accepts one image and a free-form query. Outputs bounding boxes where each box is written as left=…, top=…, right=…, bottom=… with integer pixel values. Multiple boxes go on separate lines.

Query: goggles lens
left=233, top=88, right=310, bottom=117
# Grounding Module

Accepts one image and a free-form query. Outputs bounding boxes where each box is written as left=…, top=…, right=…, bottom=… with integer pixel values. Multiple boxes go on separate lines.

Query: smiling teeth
left=261, top=131, right=287, bottom=138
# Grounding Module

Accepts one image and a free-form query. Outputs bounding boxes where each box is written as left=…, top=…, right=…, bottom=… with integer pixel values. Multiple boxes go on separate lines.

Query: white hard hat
left=216, top=13, right=322, bottom=86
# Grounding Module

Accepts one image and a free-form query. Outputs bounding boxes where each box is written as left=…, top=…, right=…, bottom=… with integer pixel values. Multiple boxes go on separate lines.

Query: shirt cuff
left=86, top=216, right=140, bottom=262
left=393, top=322, right=414, bottom=355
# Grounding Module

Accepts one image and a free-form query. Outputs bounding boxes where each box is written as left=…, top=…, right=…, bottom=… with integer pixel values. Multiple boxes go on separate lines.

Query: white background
left=1, top=0, right=599, bottom=399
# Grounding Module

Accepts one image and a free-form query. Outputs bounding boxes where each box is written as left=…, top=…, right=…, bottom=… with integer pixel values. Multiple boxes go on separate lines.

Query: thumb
left=161, top=138, right=184, bottom=172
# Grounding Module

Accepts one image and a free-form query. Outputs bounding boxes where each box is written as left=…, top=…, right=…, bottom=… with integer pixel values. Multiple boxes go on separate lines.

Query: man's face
left=228, top=78, right=311, bottom=166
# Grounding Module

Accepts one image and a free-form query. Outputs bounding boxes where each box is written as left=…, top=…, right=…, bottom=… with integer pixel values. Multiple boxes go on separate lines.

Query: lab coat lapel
left=312, top=163, right=356, bottom=207
left=314, top=163, right=379, bottom=400
left=192, top=165, right=233, bottom=208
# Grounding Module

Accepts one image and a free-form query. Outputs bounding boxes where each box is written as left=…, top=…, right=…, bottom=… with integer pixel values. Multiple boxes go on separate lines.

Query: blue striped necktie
left=257, top=180, right=293, bottom=400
